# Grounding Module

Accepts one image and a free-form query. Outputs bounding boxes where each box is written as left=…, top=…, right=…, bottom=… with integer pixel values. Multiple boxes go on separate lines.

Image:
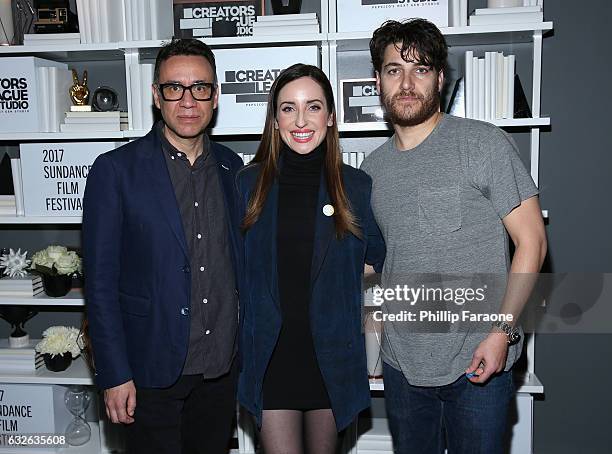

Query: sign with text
left=340, top=78, right=386, bottom=124
left=336, top=0, right=448, bottom=33
left=214, top=46, right=319, bottom=130
left=173, top=0, right=264, bottom=37
left=19, top=142, right=124, bottom=216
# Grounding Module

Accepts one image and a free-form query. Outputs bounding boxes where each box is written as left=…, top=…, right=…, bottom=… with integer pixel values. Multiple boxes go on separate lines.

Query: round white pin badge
left=323, top=204, right=335, bottom=216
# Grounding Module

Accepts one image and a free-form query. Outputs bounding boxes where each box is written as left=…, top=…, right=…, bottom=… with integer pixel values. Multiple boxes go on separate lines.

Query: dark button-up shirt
left=157, top=121, right=237, bottom=378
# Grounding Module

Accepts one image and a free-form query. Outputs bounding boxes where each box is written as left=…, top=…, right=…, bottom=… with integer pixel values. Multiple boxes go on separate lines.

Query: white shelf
left=0, top=289, right=85, bottom=306
left=0, top=132, right=126, bottom=141
left=124, top=33, right=327, bottom=50
left=369, top=371, right=543, bottom=394
left=0, top=216, right=82, bottom=224
left=339, top=117, right=550, bottom=132
left=331, top=22, right=554, bottom=51
left=0, top=355, right=93, bottom=385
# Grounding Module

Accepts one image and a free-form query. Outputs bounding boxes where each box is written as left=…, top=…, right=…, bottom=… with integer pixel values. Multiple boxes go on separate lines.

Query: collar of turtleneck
left=279, top=142, right=325, bottom=187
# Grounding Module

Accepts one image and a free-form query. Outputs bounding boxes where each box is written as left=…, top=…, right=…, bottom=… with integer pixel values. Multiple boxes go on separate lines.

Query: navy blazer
left=82, top=128, right=244, bottom=390
left=236, top=161, right=385, bottom=431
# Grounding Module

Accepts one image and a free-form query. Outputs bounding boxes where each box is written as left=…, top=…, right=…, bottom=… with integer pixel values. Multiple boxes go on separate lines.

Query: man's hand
left=104, top=380, right=136, bottom=424
left=465, top=332, right=509, bottom=384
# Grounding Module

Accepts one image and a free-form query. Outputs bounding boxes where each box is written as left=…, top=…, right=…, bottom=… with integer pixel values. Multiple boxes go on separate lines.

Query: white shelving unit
left=1, top=2, right=551, bottom=452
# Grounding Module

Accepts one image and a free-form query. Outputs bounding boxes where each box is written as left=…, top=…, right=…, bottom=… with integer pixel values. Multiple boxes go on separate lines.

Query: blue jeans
left=383, top=361, right=514, bottom=454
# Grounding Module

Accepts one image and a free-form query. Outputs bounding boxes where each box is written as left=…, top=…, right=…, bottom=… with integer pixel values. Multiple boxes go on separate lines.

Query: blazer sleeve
left=363, top=179, right=385, bottom=273
left=82, top=153, right=132, bottom=390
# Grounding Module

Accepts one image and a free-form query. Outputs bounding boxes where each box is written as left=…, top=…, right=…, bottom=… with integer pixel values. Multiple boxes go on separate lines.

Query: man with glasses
left=83, top=39, right=243, bottom=454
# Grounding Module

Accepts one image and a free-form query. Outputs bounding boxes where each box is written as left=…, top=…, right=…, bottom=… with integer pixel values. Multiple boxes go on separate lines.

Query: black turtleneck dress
left=262, top=143, right=331, bottom=410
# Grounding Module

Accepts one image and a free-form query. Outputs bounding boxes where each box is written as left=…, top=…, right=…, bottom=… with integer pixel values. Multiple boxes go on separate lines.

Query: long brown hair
left=241, top=64, right=360, bottom=238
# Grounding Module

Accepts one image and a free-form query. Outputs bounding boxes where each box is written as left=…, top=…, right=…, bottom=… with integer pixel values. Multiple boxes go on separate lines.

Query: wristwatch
left=492, top=321, right=521, bottom=345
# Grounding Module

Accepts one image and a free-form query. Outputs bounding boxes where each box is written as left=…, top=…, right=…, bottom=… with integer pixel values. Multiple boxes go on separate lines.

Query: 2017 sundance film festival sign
left=19, top=142, right=123, bottom=216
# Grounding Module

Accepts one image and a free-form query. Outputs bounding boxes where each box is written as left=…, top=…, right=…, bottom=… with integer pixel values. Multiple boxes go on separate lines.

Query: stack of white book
left=0, top=195, right=17, bottom=216
left=129, top=64, right=155, bottom=131
left=342, top=152, right=366, bottom=169
left=23, top=33, right=81, bottom=46
left=252, top=14, right=319, bottom=37
left=469, top=5, right=543, bottom=26
left=9, top=158, right=25, bottom=217
left=448, top=0, right=468, bottom=27
left=464, top=50, right=516, bottom=121
left=0, top=339, right=41, bottom=372
left=123, top=0, right=174, bottom=41
left=60, top=111, right=129, bottom=133
left=35, top=66, right=73, bottom=132
left=0, top=275, right=44, bottom=298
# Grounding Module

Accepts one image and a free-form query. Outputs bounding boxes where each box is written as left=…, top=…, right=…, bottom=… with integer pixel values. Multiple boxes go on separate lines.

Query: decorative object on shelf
left=0, top=0, right=15, bottom=45
left=0, top=305, right=38, bottom=348
left=271, top=0, right=301, bottom=15
left=42, top=350, right=71, bottom=371
left=0, top=248, right=31, bottom=278
left=69, top=69, right=91, bottom=112
left=64, top=385, right=92, bottom=446
left=92, top=86, right=119, bottom=112
left=339, top=78, right=385, bottom=125
left=33, top=0, right=78, bottom=34
left=488, top=0, right=522, bottom=7
left=30, top=245, right=82, bottom=297
left=13, top=0, right=36, bottom=45
left=35, top=325, right=82, bottom=372
left=173, top=0, right=264, bottom=38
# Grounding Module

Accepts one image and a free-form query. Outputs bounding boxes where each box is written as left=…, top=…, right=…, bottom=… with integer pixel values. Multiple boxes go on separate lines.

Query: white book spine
left=496, top=52, right=504, bottom=119
left=342, top=153, right=349, bottom=165
left=475, top=6, right=541, bottom=14
left=469, top=12, right=543, bottom=26
left=129, top=64, right=143, bottom=130
left=75, top=0, right=86, bottom=43
left=357, top=152, right=365, bottom=168
left=133, top=0, right=142, bottom=40
left=99, top=0, right=110, bottom=42
left=141, top=64, right=155, bottom=130
left=125, top=0, right=133, bottom=41
left=141, top=0, right=151, bottom=40
left=449, top=0, right=460, bottom=27
left=472, top=57, right=479, bottom=120
left=459, top=0, right=468, bottom=26
left=90, top=0, right=101, bottom=43
left=47, top=67, right=59, bottom=132
left=507, top=55, right=515, bottom=119
left=9, top=159, right=23, bottom=216
left=350, top=152, right=357, bottom=168
left=464, top=51, right=473, bottom=118
left=502, top=56, right=509, bottom=118
left=477, top=58, right=485, bottom=120
left=484, top=52, right=492, bottom=120
left=36, top=67, right=50, bottom=132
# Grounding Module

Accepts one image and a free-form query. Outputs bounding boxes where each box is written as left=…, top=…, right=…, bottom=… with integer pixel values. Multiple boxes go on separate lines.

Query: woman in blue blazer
left=236, top=64, right=385, bottom=453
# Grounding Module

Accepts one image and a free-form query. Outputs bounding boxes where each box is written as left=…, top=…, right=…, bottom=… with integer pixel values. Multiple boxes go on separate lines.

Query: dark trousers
left=126, top=360, right=238, bottom=454
left=383, top=361, right=514, bottom=454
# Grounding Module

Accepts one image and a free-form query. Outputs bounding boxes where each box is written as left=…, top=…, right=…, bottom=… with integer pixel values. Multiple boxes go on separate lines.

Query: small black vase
left=271, top=0, right=302, bottom=15
left=42, top=274, right=72, bottom=297
left=43, top=352, right=72, bottom=372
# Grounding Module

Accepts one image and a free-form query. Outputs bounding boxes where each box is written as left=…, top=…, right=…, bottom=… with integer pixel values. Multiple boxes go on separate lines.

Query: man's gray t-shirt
left=360, top=114, right=538, bottom=387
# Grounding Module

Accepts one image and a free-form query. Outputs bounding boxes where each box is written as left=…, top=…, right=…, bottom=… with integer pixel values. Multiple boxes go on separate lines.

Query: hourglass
left=64, top=386, right=92, bottom=446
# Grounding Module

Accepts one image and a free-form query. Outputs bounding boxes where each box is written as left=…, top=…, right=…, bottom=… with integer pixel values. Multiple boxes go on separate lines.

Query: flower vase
left=42, top=274, right=72, bottom=297
left=43, top=352, right=72, bottom=372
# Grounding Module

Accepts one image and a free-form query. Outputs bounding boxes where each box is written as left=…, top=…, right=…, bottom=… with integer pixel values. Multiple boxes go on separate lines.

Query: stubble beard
left=381, top=87, right=441, bottom=127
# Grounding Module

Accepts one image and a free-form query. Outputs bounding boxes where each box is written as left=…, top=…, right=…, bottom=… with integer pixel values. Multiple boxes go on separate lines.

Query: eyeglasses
left=157, top=82, right=216, bottom=101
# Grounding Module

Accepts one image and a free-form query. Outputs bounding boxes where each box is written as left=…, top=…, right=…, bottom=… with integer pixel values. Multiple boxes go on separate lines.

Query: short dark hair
left=154, top=38, right=217, bottom=84
left=369, top=19, right=448, bottom=75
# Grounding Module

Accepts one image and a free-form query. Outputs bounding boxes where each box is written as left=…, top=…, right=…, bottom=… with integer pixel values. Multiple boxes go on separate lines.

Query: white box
left=19, top=142, right=124, bottom=216
left=0, top=57, right=67, bottom=133
left=336, top=0, right=448, bottom=33
left=214, top=46, right=319, bottom=130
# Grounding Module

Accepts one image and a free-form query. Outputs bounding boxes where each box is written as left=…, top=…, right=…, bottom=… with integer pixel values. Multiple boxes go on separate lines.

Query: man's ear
left=437, top=70, right=444, bottom=93
left=152, top=84, right=161, bottom=110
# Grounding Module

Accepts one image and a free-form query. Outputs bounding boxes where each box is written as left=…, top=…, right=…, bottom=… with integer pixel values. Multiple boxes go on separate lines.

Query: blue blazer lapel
left=144, top=134, right=189, bottom=259
left=310, top=172, right=335, bottom=285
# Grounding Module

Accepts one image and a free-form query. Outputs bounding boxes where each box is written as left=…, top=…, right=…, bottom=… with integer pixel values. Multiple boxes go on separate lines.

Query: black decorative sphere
left=92, top=86, right=119, bottom=112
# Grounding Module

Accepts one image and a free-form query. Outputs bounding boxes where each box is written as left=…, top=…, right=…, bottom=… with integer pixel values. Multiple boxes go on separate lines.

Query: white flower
left=35, top=326, right=82, bottom=358
left=55, top=251, right=81, bottom=276
left=0, top=248, right=31, bottom=278
left=31, top=249, right=55, bottom=269
left=46, top=245, right=68, bottom=261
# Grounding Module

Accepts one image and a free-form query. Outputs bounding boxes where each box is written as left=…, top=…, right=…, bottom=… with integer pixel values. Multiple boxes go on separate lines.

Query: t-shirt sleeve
left=471, top=126, right=539, bottom=219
